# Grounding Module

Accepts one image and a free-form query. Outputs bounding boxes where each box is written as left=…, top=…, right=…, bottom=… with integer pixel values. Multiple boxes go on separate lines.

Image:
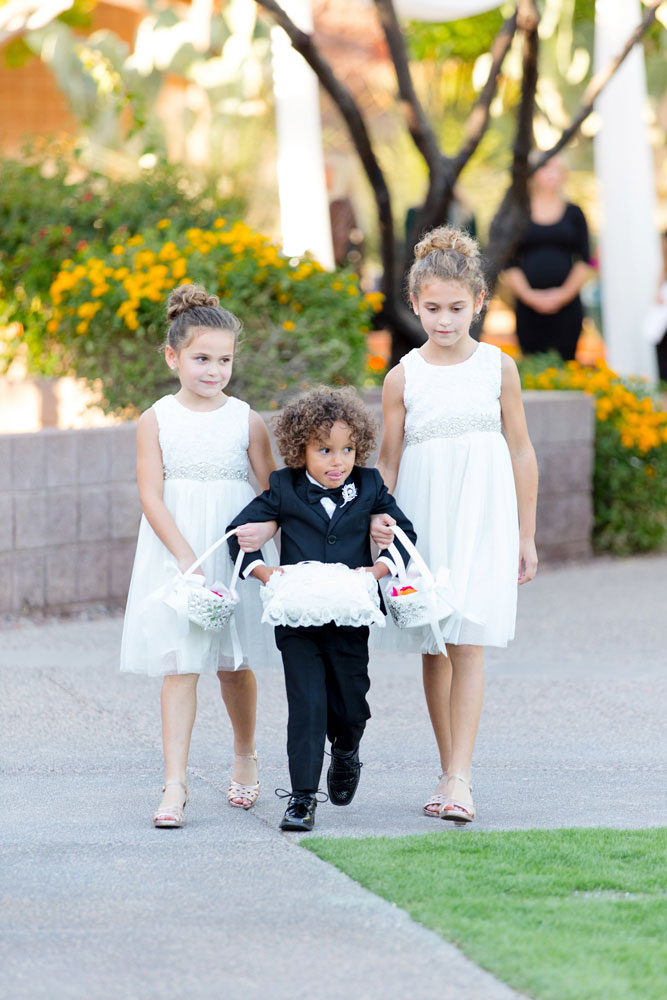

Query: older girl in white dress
left=374, top=227, right=538, bottom=823
left=121, top=283, right=278, bottom=827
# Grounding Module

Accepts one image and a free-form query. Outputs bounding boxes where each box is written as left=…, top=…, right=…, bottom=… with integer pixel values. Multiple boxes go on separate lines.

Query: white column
left=594, top=0, right=660, bottom=378
left=271, top=0, right=334, bottom=268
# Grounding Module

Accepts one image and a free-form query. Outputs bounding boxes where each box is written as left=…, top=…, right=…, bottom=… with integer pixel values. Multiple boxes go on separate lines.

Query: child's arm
left=375, top=364, right=406, bottom=493
left=371, top=364, right=406, bottom=547
left=136, top=410, right=201, bottom=575
left=500, top=353, right=539, bottom=584
left=227, top=471, right=283, bottom=579
left=247, top=410, right=277, bottom=491
left=241, top=410, right=279, bottom=550
left=369, top=470, right=417, bottom=577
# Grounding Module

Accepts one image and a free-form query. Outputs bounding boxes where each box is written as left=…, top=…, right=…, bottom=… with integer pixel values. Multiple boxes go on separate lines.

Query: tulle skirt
left=373, top=433, right=519, bottom=654
left=120, top=479, right=279, bottom=676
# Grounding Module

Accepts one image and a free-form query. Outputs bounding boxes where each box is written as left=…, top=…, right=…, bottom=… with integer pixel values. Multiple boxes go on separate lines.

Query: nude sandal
left=227, top=751, right=260, bottom=810
left=153, top=780, right=189, bottom=828
left=422, top=772, right=448, bottom=818
left=439, top=773, right=475, bottom=824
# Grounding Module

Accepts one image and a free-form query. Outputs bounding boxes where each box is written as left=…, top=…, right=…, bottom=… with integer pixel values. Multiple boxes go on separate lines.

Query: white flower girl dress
left=120, top=395, right=278, bottom=676
left=376, top=342, right=519, bottom=653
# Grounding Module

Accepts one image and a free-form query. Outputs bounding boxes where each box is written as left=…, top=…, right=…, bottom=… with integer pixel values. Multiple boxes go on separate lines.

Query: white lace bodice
left=401, top=343, right=502, bottom=447
left=153, top=394, right=250, bottom=481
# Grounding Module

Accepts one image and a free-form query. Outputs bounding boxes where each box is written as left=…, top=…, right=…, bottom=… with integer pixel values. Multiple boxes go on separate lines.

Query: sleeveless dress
left=376, top=342, right=519, bottom=652
left=120, top=394, right=278, bottom=676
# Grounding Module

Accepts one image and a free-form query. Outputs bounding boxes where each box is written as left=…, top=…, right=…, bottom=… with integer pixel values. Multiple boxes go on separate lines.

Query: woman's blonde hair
left=408, top=225, right=486, bottom=303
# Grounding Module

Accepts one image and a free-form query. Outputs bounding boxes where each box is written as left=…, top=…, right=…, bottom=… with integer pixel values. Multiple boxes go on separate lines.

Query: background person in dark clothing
left=503, top=156, right=592, bottom=361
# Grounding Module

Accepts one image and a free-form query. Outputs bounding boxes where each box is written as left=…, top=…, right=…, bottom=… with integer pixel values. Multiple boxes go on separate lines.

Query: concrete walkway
left=2, top=554, right=666, bottom=999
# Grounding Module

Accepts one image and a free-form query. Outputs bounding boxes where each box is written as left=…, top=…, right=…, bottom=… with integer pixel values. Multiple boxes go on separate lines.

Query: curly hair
left=408, top=225, right=486, bottom=303
left=274, top=386, right=377, bottom=468
left=164, top=283, right=242, bottom=351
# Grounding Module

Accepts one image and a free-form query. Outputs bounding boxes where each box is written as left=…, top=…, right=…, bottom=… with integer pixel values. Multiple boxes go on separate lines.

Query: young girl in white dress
left=374, top=227, right=538, bottom=823
left=120, top=283, right=279, bottom=827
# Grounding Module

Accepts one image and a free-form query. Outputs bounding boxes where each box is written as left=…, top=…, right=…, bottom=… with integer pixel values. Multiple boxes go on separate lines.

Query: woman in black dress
left=504, top=157, right=592, bottom=361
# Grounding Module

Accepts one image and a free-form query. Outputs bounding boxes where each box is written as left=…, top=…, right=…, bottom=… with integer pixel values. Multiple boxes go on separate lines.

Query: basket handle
left=387, top=525, right=435, bottom=588
left=182, top=528, right=245, bottom=593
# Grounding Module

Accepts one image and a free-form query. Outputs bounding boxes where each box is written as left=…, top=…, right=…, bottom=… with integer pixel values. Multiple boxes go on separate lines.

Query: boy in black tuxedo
left=228, top=387, right=416, bottom=832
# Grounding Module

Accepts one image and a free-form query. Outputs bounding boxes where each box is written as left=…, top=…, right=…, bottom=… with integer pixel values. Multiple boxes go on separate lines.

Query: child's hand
left=178, top=554, right=204, bottom=577
left=235, top=521, right=278, bottom=552
left=518, top=539, right=538, bottom=585
left=370, top=513, right=396, bottom=548
left=252, top=565, right=284, bottom=585
left=357, top=564, right=390, bottom=581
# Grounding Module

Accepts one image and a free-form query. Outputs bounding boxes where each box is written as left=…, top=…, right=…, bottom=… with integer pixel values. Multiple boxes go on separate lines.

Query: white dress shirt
left=241, top=471, right=397, bottom=578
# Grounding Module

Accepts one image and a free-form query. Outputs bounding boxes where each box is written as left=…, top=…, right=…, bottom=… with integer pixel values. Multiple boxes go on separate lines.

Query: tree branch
left=373, top=0, right=454, bottom=287
left=406, top=11, right=517, bottom=269
left=484, top=0, right=663, bottom=296
left=452, top=12, right=518, bottom=176
left=373, top=0, right=443, bottom=176
left=531, top=0, right=665, bottom=170
left=254, top=0, right=400, bottom=314
left=484, top=0, right=539, bottom=298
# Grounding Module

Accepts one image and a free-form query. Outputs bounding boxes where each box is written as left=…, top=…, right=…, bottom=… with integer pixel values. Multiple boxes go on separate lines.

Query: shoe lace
left=326, top=749, right=364, bottom=772
left=274, top=788, right=328, bottom=804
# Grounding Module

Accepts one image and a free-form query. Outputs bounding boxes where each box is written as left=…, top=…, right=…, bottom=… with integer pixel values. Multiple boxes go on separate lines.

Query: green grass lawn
left=306, top=828, right=667, bottom=1000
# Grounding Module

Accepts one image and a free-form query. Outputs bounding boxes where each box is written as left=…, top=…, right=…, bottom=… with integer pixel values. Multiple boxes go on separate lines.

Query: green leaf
left=4, top=38, right=34, bottom=69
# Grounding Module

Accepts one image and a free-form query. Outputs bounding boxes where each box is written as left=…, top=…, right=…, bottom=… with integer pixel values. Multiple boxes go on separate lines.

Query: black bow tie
left=306, top=481, right=344, bottom=506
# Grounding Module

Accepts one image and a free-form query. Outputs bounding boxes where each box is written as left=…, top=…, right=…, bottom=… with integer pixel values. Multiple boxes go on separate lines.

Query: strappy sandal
left=153, top=780, right=189, bottom=828
left=439, top=773, right=475, bottom=824
left=227, top=751, right=260, bottom=810
left=422, top=772, right=448, bottom=818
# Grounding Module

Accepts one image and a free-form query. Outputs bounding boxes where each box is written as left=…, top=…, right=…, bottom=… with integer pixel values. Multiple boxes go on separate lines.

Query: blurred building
left=0, top=1, right=143, bottom=155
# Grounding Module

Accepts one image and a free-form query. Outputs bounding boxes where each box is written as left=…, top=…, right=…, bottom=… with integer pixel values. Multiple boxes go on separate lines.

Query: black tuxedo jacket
left=227, top=466, right=416, bottom=579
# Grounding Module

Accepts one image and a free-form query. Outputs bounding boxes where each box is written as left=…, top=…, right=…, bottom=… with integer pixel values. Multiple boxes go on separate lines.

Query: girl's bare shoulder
left=137, top=405, right=159, bottom=438
left=383, top=362, right=406, bottom=396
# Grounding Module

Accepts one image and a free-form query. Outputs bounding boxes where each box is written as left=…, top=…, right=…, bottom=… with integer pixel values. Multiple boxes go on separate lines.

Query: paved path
left=2, top=555, right=666, bottom=999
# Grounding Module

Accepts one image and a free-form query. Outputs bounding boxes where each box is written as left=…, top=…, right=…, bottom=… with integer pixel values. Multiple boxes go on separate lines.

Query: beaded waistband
left=404, top=414, right=502, bottom=446
left=164, top=464, right=248, bottom=482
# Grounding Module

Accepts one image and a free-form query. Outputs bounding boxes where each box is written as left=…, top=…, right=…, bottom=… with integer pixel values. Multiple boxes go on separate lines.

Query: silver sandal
left=227, top=751, right=260, bottom=810
left=423, top=772, right=448, bottom=817
left=153, top=780, right=189, bottom=828
left=439, top=773, right=475, bottom=824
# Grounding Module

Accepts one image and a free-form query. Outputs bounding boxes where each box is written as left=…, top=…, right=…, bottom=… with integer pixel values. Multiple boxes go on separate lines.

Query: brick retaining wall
left=0, top=392, right=594, bottom=617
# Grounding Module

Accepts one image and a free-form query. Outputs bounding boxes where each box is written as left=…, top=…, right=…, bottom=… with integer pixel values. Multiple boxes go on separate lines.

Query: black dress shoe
left=278, top=791, right=318, bottom=832
left=327, top=746, right=363, bottom=806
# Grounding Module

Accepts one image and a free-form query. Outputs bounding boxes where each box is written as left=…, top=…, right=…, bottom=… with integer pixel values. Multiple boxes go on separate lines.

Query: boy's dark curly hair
left=274, top=386, right=377, bottom=468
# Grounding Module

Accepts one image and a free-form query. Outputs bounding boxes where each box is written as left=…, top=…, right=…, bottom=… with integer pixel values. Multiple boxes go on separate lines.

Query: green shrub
left=46, top=219, right=378, bottom=414
left=0, top=156, right=241, bottom=371
left=518, top=352, right=667, bottom=555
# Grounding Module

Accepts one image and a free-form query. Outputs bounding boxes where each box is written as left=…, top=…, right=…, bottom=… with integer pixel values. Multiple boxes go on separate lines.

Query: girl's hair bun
left=414, top=226, right=479, bottom=262
left=166, top=284, right=220, bottom=323
left=164, top=283, right=241, bottom=352
left=409, top=224, right=486, bottom=303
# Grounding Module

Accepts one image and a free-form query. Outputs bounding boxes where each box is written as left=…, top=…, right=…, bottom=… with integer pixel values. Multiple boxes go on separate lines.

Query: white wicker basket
left=384, top=525, right=462, bottom=656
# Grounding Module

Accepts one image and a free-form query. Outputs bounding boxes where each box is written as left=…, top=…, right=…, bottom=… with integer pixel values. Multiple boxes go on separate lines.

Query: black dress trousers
left=274, top=623, right=371, bottom=793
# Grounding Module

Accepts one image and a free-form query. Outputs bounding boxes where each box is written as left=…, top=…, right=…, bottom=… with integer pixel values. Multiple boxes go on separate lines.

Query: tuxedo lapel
left=294, top=470, right=331, bottom=527
left=327, top=472, right=361, bottom=533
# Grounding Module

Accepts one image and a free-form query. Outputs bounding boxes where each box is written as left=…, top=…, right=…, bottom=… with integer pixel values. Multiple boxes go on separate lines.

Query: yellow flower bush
left=519, top=354, right=667, bottom=554
left=46, top=219, right=376, bottom=415
left=521, top=358, right=667, bottom=455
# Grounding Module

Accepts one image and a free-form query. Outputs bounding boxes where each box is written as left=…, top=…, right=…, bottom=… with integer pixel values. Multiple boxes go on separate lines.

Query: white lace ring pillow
left=260, top=561, right=386, bottom=629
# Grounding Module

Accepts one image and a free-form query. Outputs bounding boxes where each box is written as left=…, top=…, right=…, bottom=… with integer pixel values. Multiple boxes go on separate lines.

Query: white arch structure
left=272, top=0, right=660, bottom=377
